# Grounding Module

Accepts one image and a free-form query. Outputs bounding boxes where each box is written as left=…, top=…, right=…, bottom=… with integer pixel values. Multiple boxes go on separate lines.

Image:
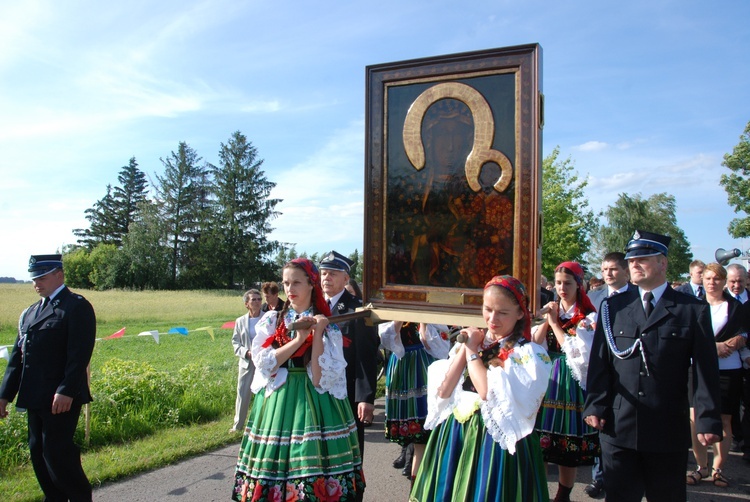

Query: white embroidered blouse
left=249, top=308, right=348, bottom=399
left=531, top=303, right=596, bottom=389
left=378, top=322, right=451, bottom=360
left=424, top=336, right=552, bottom=454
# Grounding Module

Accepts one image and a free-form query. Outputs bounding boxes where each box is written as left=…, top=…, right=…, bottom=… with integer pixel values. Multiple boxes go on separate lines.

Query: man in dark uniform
left=319, top=251, right=379, bottom=453
left=583, top=231, right=722, bottom=502
left=0, top=254, right=96, bottom=501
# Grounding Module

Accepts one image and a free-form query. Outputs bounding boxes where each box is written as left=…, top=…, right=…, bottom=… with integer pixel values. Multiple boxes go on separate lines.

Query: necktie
left=736, top=294, right=742, bottom=302
left=328, top=299, right=333, bottom=312
left=609, top=290, right=619, bottom=298
left=643, top=291, right=654, bottom=317
left=696, top=286, right=704, bottom=300
left=35, top=298, right=49, bottom=318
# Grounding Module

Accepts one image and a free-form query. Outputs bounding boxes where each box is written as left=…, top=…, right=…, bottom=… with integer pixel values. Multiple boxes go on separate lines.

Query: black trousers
left=601, top=442, right=686, bottom=502
left=27, top=404, right=92, bottom=502
left=731, top=367, right=750, bottom=453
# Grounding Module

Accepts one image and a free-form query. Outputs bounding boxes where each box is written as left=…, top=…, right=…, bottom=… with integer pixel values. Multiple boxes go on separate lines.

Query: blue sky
left=1, top=0, right=749, bottom=281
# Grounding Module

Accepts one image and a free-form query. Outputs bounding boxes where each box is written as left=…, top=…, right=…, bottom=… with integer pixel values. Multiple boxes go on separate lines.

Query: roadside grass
left=0, top=284, right=382, bottom=501
left=0, top=284, right=242, bottom=342
left=0, top=284, right=245, bottom=501
left=0, top=418, right=239, bottom=502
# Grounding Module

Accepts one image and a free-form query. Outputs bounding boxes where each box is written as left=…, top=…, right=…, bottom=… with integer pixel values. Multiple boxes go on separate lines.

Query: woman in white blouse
left=410, top=275, right=552, bottom=501
left=686, top=262, right=747, bottom=488
left=231, top=258, right=365, bottom=501
left=532, top=261, right=599, bottom=502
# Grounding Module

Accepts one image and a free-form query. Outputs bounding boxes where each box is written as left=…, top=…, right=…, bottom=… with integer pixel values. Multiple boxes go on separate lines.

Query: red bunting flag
left=105, top=327, right=126, bottom=339
left=222, top=321, right=236, bottom=329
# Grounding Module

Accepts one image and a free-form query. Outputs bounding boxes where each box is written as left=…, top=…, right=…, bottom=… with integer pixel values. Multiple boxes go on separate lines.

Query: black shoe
left=584, top=480, right=604, bottom=498
left=743, top=451, right=750, bottom=462
left=730, top=440, right=742, bottom=453
left=393, top=445, right=408, bottom=469
left=402, top=444, right=414, bottom=477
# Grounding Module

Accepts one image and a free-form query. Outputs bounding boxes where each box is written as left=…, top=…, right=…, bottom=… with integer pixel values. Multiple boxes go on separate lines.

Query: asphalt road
left=93, top=398, right=750, bottom=501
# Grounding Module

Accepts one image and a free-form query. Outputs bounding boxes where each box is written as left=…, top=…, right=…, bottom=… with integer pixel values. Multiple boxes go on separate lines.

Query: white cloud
left=268, top=120, right=365, bottom=253
left=240, top=100, right=283, bottom=113
left=575, top=141, right=608, bottom=152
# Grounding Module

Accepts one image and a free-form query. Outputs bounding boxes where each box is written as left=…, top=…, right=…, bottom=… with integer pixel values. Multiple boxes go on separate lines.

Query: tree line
left=64, top=120, right=750, bottom=289
left=65, top=131, right=282, bottom=290
left=545, top=119, right=750, bottom=281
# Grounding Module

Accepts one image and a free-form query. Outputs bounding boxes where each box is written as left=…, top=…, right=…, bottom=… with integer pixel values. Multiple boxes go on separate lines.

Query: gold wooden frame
left=364, top=45, right=543, bottom=324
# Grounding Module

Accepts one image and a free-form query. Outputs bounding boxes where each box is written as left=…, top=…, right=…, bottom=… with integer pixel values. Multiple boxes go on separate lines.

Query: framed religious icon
left=364, top=44, right=543, bottom=322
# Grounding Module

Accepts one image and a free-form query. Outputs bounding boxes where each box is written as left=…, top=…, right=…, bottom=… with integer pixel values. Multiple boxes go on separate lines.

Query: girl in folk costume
left=410, top=276, right=553, bottom=502
left=231, top=259, right=365, bottom=502
left=532, top=261, right=599, bottom=502
left=378, top=321, right=450, bottom=479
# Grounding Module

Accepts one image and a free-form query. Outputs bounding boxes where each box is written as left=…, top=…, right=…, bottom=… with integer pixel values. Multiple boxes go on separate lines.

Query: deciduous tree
left=541, top=148, right=596, bottom=277
left=116, top=201, right=172, bottom=290
left=720, top=120, right=750, bottom=237
left=592, top=193, right=692, bottom=281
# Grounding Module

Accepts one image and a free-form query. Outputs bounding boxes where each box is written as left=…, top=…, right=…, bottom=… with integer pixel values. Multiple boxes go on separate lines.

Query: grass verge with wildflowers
left=0, top=284, right=246, bottom=501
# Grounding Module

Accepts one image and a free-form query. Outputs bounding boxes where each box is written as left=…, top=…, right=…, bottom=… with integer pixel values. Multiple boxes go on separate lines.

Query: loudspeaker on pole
left=715, top=248, right=742, bottom=266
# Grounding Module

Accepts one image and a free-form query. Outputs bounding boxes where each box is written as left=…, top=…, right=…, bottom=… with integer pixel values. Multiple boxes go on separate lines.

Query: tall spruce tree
left=74, top=184, right=120, bottom=248
left=154, top=141, right=208, bottom=288
left=112, top=157, right=149, bottom=239
left=210, top=131, right=281, bottom=288
left=74, top=157, right=149, bottom=248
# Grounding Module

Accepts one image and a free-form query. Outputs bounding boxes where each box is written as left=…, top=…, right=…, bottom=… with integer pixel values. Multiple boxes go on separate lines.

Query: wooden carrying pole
left=287, top=306, right=486, bottom=331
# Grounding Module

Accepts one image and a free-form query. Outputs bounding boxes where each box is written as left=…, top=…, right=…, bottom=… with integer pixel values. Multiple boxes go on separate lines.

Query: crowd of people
left=223, top=232, right=749, bottom=502
left=2, top=230, right=749, bottom=501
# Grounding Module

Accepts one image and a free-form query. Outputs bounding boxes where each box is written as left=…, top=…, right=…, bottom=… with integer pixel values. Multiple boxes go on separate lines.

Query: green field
left=0, top=284, right=247, bottom=501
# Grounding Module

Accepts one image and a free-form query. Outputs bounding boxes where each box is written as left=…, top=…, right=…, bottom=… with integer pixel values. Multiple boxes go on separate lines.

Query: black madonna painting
left=365, top=45, right=542, bottom=314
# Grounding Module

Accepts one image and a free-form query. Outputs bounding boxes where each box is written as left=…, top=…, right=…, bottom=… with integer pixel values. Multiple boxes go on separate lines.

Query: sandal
left=712, top=468, right=729, bottom=488
left=686, top=466, right=709, bottom=485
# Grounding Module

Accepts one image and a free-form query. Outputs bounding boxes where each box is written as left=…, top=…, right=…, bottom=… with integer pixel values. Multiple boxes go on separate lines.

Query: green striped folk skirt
left=384, top=344, right=435, bottom=445
left=410, top=411, right=548, bottom=502
left=534, top=352, right=599, bottom=467
left=232, top=368, right=365, bottom=501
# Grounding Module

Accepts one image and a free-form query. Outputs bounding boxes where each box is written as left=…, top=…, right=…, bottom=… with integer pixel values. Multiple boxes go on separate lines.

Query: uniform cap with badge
left=28, top=254, right=63, bottom=279
left=624, top=230, right=671, bottom=260
left=319, top=250, right=354, bottom=274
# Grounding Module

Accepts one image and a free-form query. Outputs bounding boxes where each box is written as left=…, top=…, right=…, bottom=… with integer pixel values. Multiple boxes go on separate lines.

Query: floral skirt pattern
left=410, top=411, right=549, bottom=502
left=384, top=344, right=435, bottom=445
left=534, top=352, right=599, bottom=467
left=232, top=368, right=365, bottom=501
